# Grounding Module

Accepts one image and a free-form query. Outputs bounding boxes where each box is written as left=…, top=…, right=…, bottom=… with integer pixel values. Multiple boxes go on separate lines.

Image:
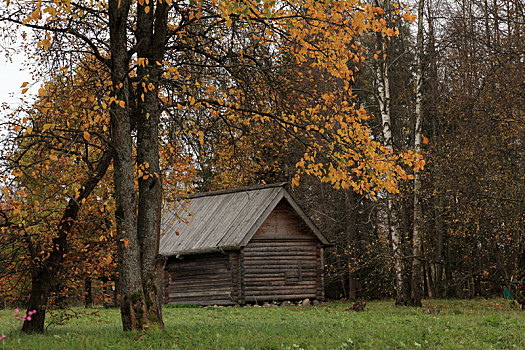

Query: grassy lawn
left=1, top=299, right=524, bottom=349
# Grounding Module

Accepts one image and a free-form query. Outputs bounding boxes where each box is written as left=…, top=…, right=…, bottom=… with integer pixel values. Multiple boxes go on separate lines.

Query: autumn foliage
left=0, top=0, right=430, bottom=332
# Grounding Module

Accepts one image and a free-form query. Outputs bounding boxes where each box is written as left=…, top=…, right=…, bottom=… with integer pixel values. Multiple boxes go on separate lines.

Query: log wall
left=164, top=253, right=236, bottom=305
left=243, top=201, right=324, bottom=302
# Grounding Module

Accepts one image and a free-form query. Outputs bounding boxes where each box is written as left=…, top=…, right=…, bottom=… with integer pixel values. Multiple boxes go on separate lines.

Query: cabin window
left=284, top=261, right=303, bottom=284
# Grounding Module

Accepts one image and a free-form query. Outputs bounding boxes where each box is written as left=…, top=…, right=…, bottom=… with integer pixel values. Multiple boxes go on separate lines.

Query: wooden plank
left=168, top=260, right=229, bottom=269
left=167, top=299, right=234, bottom=306
left=168, top=268, right=229, bottom=275
left=168, top=291, right=232, bottom=298
left=246, top=240, right=317, bottom=246
left=167, top=260, right=228, bottom=268
left=243, top=245, right=317, bottom=251
left=317, top=247, right=324, bottom=300
left=244, top=257, right=314, bottom=263
left=169, top=272, right=230, bottom=280
left=240, top=250, right=245, bottom=303
left=251, top=203, right=317, bottom=241
left=245, top=290, right=317, bottom=297
left=246, top=283, right=316, bottom=291
left=244, top=294, right=317, bottom=301
left=244, top=268, right=317, bottom=275
left=169, top=281, right=231, bottom=288
left=244, top=265, right=318, bottom=269
left=168, top=282, right=231, bottom=290
left=243, top=257, right=319, bottom=263
left=167, top=264, right=229, bottom=271
left=169, top=254, right=228, bottom=262
left=245, top=283, right=314, bottom=289
left=244, top=258, right=318, bottom=263
left=243, top=252, right=317, bottom=258
left=229, top=252, right=241, bottom=304
left=244, top=273, right=318, bottom=281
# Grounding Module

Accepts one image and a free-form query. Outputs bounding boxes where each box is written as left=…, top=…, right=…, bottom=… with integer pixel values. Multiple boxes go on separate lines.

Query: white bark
left=375, top=39, right=408, bottom=306
left=411, top=0, right=425, bottom=307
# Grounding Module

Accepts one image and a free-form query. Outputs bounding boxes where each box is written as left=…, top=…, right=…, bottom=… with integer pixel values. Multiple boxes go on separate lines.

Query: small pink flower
left=16, top=316, right=19, bottom=320
left=27, top=316, right=31, bottom=321
left=0, top=334, right=6, bottom=340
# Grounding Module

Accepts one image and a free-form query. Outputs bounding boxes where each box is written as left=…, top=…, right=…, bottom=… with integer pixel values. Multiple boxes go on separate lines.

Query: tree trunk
left=109, top=0, right=148, bottom=329
left=348, top=270, right=357, bottom=300
left=85, top=278, right=93, bottom=308
left=21, top=149, right=113, bottom=333
left=110, top=96, right=147, bottom=330
left=375, top=38, right=408, bottom=306
left=433, top=193, right=444, bottom=297
left=136, top=75, right=164, bottom=328
left=345, top=191, right=359, bottom=301
left=135, top=0, right=169, bottom=328
left=21, top=273, right=51, bottom=333
left=411, top=0, right=425, bottom=307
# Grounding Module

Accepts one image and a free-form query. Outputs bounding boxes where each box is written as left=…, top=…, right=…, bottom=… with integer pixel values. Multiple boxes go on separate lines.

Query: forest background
left=0, top=0, right=524, bottom=334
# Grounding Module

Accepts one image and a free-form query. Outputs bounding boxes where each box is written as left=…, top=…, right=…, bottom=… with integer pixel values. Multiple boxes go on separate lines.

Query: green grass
left=1, top=299, right=524, bottom=349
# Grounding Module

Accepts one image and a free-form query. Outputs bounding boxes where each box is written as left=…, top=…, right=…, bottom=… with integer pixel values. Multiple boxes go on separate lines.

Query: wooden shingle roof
left=159, top=183, right=329, bottom=256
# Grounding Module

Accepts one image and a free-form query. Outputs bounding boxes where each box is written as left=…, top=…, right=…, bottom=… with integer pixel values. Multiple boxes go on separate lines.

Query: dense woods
left=294, top=0, right=525, bottom=306
left=0, top=0, right=524, bottom=335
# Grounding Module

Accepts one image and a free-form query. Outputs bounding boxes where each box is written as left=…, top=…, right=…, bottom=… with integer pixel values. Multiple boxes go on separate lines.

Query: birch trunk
left=411, top=0, right=425, bottom=307
left=375, top=38, right=408, bottom=306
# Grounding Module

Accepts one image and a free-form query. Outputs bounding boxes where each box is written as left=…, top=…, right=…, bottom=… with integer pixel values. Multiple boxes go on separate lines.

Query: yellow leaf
left=41, top=38, right=51, bottom=50
left=119, top=100, right=125, bottom=108
left=49, top=154, right=58, bottom=162
left=144, top=6, right=150, bottom=13
left=83, top=131, right=91, bottom=141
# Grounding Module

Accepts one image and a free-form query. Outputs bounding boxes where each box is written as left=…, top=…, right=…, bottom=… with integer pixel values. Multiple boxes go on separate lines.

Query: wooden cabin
left=159, top=183, right=330, bottom=305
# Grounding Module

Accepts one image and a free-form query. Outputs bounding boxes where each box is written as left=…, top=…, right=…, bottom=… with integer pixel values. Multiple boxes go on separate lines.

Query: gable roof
left=159, top=183, right=329, bottom=256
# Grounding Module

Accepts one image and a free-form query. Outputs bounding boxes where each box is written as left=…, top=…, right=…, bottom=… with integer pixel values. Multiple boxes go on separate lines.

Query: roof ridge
left=185, top=182, right=288, bottom=199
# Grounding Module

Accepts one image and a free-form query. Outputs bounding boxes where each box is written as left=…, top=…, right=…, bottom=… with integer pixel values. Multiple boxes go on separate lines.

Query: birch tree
left=373, top=0, right=409, bottom=306
left=411, top=0, right=425, bottom=307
